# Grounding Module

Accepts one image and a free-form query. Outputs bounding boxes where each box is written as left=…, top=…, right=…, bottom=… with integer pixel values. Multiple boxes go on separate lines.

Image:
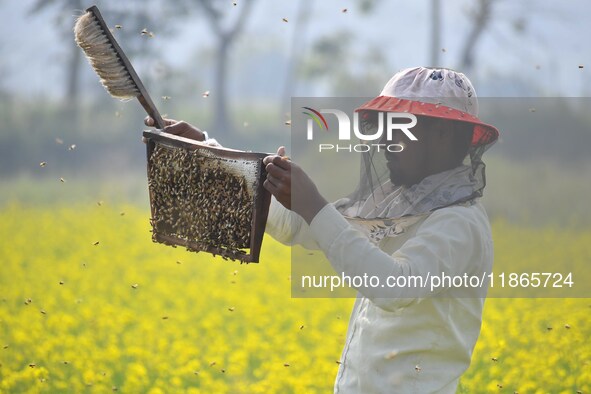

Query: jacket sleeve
left=264, top=197, right=322, bottom=250
left=307, top=203, right=492, bottom=311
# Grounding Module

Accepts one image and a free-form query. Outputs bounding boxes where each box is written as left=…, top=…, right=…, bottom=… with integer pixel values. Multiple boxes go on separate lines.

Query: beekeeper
left=262, top=67, right=499, bottom=393
left=145, top=66, right=499, bottom=393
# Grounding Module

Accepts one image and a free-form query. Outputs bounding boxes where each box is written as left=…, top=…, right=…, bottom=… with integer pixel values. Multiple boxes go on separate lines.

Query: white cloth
left=379, top=67, right=478, bottom=116
left=338, top=164, right=478, bottom=220
left=265, top=198, right=493, bottom=393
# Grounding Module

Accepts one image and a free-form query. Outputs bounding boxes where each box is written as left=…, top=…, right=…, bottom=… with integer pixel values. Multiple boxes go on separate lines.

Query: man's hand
left=144, top=116, right=206, bottom=142
left=263, top=147, right=328, bottom=224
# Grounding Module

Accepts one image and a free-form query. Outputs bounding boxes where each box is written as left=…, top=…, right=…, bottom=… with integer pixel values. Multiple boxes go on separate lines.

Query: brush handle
left=87, top=5, right=166, bottom=130
left=138, top=95, right=166, bottom=130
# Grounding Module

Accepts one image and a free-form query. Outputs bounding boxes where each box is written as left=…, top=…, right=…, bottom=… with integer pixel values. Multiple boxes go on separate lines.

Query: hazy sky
left=0, top=0, right=589, bottom=99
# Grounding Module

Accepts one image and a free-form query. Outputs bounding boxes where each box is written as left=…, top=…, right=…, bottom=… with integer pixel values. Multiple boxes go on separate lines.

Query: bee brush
left=74, top=5, right=165, bottom=129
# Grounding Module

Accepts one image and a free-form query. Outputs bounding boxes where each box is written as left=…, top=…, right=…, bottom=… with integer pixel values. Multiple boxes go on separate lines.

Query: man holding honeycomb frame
left=145, top=67, right=499, bottom=393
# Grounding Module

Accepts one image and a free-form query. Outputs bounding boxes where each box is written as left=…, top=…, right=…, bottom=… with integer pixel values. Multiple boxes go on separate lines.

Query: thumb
left=277, top=146, right=286, bottom=157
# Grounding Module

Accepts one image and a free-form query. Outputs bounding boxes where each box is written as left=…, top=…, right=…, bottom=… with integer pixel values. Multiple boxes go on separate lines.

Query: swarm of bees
left=148, top=143, right=255, bottom=261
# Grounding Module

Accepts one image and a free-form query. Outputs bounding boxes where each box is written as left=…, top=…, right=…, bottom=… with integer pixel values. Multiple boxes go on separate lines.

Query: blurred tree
left=192, top=0, right=258, bottom=138
left=28, top=0, right=186, bottom=106
left=0, top=43, right=7, bottom=98
left=430, top=0, right=441, bottom=67
left=282, top=0, right=313, bottom=115
left=296, top=0, right=386, bottom=96
left=302, top=31, right=353, bottom=82
left=299, top=0, right=388, bottom=96
left=29, top=0, right=84, bottom=106
left=459, top=0, right=495, bottom=74
left=300, top=30, right=388, bottom=96
left=357, top=0, right=380, bottom=13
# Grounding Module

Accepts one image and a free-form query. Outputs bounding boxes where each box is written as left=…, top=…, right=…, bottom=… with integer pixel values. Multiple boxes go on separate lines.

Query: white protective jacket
left=265, top=198, right=493, bottom=393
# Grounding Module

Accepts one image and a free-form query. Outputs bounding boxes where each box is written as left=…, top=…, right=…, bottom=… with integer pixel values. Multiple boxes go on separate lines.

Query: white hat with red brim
left=355, top=67, right=499, bottom=147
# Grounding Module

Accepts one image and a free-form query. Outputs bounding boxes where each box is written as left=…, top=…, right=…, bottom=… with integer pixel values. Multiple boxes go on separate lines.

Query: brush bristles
left=74, top=11, right=140, bottom=100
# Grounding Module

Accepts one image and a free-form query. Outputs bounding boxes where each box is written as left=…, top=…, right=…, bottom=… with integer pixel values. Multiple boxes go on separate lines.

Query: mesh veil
left=334, top=111, right=496, bottom=220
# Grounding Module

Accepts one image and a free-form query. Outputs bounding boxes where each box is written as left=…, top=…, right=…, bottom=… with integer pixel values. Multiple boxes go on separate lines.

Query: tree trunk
left=282, top=0, right=312, bottom=114
left=195, top=0, right=257, bottom=141
left=66, top=43, right=82, bottom=104
left=214, top=37, right=231, bottom=139
left=430, top=0, right=441, bottom=67
left=65, top=0, right=82, bottom=126
left=459, top=0, right=493, bottom=74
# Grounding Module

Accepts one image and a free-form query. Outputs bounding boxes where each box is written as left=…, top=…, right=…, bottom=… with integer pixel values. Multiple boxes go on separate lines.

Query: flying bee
left=59, top=280, right=64, bottom=285
left=414, top=365, right=421, bottom=372
left=385, top=351, right=398, bottom=360
left=40, top=309, right=47, bottom=315
left=68, top=144, right=76, bottom=151
left=93, top=241, right=100, bottom=246
left=40, top=162, right=47, bottom=167
left=114, top=24, right=122, bottom=29
left=283, top=363, right=290, bottom=367
left=491, top=357, right=498, bottom=362
left=209, top=361, right=216, bottom=367
left=140, top=28, right=149, bottom=35
left=131, top=283, right=139, bottom=289
left=202, top=90, right=210, bottom=98
left=162, top=96, right=171, bottom=100
left=60, top=177, right=66, bottom=183
left=282, top=17, right=288, bottom=22
left=564, top=324, right=571, bottom=329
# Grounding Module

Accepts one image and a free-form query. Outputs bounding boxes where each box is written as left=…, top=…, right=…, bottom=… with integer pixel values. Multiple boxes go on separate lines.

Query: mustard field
left=0, top=205, right=589, bottom=393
